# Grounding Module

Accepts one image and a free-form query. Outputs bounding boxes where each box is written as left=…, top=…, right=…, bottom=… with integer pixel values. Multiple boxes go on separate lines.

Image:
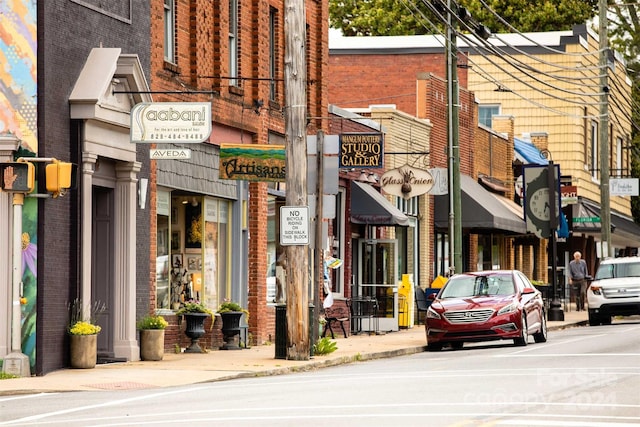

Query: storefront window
left=204, top=197, right=231, bottom=308
left=156, top=191, right=171, bottom=309
left=161, top=195, right=231, bottom=311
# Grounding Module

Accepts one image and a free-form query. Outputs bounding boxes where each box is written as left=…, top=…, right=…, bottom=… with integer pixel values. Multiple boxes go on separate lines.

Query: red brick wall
left=150, top=0, right=328, bottom=349
left=328, top=51, right=468, bottom=116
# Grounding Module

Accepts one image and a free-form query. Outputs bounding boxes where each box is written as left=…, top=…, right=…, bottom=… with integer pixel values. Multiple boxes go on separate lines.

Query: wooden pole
left=284, top=0, right=309, bottom=360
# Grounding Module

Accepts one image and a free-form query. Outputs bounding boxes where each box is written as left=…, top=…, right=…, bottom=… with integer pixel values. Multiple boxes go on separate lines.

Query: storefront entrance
left=355, top=239, right=399, bottom=333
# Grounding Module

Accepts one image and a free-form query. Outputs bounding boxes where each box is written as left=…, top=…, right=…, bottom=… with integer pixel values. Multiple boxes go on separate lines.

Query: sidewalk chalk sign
left=280, top=206, right=309, bottom=245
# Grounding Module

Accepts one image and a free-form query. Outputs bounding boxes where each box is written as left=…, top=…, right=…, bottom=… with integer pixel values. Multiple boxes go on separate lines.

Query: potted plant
left=137, top=314, right=168, bottom=361
left=176, top=300, right=213, bottom=353
left=68, top=299, right=105, bottom=369
left=217, top=301, right=249, bottom=350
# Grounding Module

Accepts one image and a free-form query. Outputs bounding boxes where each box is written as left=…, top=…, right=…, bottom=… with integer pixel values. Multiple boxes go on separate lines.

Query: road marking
left=495, top=353, right=640, bottom=358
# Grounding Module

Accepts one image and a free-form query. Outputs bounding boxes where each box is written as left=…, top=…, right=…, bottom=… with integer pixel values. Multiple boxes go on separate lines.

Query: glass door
left=357, top=239, right=399, bottom=332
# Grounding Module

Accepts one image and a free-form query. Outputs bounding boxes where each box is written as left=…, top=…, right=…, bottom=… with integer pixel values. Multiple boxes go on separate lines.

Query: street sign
left=573, top=217, right=601, bottom=223
left=280, top=206, right=309, bottom=245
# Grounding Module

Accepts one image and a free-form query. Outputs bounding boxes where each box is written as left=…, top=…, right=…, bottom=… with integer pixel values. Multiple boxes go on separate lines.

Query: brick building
left=329, top=36, right=528, bottom=287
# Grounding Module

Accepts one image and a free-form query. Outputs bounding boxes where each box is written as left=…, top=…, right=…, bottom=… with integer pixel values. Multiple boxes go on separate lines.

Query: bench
left=322, top=306, right=349, bottom=339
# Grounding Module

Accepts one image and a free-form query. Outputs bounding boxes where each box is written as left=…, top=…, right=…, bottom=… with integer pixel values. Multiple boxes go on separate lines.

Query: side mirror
left=427, top=292, right=438, bottom=301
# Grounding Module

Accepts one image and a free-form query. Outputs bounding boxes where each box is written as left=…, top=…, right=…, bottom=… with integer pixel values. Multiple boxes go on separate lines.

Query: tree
left=329, top=0, right=597, bottom=36
left=609, top=2, right=640, bottom=223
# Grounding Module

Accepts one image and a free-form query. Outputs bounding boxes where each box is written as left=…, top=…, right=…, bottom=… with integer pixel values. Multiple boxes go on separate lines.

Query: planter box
left=70, top=334, right=97, bottom=369
left=140, top=329, right=165, bottom=361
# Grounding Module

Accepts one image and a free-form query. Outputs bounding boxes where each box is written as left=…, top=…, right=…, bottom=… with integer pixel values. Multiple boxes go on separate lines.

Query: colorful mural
left=1, top=1, right=38, bottom=369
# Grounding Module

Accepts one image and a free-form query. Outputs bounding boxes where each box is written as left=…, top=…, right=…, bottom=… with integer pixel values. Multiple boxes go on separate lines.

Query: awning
left=572, top=198, right=640, bottom=248
left=350, top=181, right=409, bottom=226
left=434, top=174, right=526, bottom=234
left=514, top=138, right=548, bottom=165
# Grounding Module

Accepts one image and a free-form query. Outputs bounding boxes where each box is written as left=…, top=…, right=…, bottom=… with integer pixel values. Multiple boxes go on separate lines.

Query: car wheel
left=451, top=342, right=464, bottom=350
left=427, top=342, right=443, bottom=352
left=588, top=311, right=601, bottom=326
left=514, top=314, right=528, bottom=346
left=533, top=311, right=547, bottom=343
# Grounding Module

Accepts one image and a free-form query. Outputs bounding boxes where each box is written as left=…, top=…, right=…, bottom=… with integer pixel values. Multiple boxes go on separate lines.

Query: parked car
left=587, top=257, right=640, bottom=326
left=425, top=270, right=547, bottom=351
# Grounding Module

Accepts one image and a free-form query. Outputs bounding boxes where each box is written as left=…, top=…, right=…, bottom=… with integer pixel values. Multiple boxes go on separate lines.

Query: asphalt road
left=1, top=320, right=638, bottom=427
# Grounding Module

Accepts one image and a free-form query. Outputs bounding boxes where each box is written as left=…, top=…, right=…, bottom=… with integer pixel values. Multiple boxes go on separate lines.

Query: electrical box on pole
left=45, top=160, right=74, bottom=198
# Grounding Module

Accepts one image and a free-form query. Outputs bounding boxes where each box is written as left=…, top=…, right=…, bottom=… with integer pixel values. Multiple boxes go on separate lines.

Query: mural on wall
left=1, top=1, right=38, bottom=369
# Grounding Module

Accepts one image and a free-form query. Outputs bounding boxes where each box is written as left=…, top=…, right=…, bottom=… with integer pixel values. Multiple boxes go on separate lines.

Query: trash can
left=274, top=304, right=315, bottom=359
left=275, top=304, right=287, bottom=359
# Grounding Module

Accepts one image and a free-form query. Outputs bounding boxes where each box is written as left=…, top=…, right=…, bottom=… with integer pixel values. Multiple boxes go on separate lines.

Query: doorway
left=356, top=239, right=399, bottom=332
left=92, top=186, right=114, bottom=358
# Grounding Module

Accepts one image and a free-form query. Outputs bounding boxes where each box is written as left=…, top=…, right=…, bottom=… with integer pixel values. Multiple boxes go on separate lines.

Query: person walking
left=569, top=251, right=589, bottom=311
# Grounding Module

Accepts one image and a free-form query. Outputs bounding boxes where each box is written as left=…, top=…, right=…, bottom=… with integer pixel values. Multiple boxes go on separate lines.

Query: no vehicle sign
left=280, top=206, right=309, bottom=245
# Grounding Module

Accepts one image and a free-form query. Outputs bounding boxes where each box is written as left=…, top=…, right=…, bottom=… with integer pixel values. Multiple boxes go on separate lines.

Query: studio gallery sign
left=339, top=133, right=383, bottom=168
left=130, top=102, right=212, bottom=143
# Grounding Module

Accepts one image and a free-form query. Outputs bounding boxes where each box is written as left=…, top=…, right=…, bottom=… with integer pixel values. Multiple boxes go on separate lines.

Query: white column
left=112, top=162, right=141, bottom=360
left=80, top=154, right=97, bottom=307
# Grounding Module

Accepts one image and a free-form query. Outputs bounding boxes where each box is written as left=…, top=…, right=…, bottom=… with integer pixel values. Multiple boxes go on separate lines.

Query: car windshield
left=440, top=274, right=515, bottom=298
left=595, top=262, right=640, bottom=280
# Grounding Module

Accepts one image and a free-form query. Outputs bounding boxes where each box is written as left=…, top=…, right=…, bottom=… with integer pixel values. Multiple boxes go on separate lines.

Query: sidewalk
left=0, top=310, right=587, bottom=395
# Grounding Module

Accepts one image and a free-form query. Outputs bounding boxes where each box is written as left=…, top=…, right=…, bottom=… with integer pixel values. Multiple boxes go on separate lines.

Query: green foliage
left=313, top=337, right=338, bottom=355
left=0, top=371, right=18, bottom=380
left=329, top=0, right=597, bottom=36
left=176, top=300, right=213, bottom=316
left=217, top=301, right=249, bottom=319
left=137, top=315, right=168, bottom=330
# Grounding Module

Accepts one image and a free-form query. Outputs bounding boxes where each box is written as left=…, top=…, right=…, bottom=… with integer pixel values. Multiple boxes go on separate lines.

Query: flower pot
left=140, top=329, right=165, bottom=361
left=220, top=311, right=244, bottom=350
left=70, top=334, right=97, bottom=369
left=183, top=313, right=209, bottom=353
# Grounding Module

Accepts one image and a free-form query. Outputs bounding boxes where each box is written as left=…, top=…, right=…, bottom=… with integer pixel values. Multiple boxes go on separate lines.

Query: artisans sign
left=339, top=133, right=383, bottom=168
left=131, top=102, right=212, bottom=143
left=219, top=143, right=286, bottom=182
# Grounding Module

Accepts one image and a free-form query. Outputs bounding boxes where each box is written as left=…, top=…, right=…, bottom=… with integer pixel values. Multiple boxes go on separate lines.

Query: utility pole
left=447, top=0, right=462, bottom=274
left=599, top=0, right=611, bottom=258
left=284, top=0, right=310, bottom=360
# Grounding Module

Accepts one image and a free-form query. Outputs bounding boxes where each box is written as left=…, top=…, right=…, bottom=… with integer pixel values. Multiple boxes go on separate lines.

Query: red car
left=425, top=270, right=547, bottom=351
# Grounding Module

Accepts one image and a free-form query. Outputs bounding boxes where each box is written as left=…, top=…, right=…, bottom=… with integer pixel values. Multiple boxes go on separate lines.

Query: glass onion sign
left=339, top=133, right=383, bottom=168
left=130, top=102, right=212, bottom=143
left=380, top=164, right=434, bottom=199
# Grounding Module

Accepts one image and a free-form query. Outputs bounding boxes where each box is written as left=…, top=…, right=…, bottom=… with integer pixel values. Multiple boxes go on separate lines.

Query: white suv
left=587, top=257, right=640, bottom=326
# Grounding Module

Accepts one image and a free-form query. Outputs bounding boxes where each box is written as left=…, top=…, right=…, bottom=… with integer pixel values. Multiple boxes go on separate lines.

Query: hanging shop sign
left=219, top=143, right=286, bottom=182
left=339, top=133, right=383, bottom=168
left=130, top=102, right=212, bottom=143
left=150, top=149, right=192, bottom=160
left=380, top=164, right=434, bottom=199
left=610, top=178, right=639, bottom=196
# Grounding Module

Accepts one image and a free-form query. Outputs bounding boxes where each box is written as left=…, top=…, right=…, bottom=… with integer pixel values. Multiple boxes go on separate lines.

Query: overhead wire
left=411, top=0, right=608, bottom=110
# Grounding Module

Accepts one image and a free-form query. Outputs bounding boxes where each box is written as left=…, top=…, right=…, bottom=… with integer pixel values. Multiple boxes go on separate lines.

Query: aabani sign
left=131, top=102, right=212, bottom=143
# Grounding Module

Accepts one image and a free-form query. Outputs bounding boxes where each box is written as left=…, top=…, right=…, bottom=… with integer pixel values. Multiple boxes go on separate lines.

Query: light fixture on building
left=357, top=171, right=369, bottom=182
left=368, top=173, right=379, bottom=183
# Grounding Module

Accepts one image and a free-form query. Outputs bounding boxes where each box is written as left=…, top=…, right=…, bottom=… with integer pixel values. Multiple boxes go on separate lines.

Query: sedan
left=425, top=270, right=547, bottom=351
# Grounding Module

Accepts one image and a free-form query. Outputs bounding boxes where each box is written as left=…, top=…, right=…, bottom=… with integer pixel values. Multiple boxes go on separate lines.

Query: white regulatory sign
left=280, top=206, right=309, bottom=246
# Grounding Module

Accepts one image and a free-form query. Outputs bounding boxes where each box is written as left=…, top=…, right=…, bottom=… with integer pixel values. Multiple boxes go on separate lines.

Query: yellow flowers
left=69, top=321, right=101, bottom=335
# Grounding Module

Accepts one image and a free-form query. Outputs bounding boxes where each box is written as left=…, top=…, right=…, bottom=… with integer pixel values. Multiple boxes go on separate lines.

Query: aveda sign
left=130, top=102, right=212, bottom=143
